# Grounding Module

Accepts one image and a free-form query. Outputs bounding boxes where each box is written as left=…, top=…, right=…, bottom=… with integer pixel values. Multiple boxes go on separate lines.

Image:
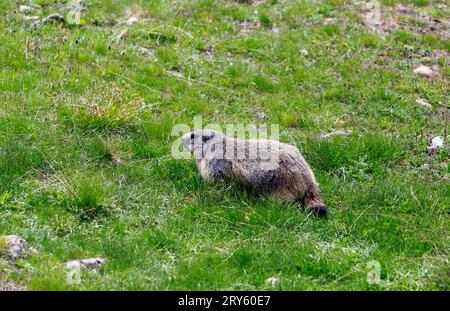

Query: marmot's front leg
left=198, top=158, right=232, bottom=181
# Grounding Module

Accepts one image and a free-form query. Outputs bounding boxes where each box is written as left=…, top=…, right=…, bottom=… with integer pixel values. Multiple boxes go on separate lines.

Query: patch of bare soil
left=360, top=3, right=450, bottom=39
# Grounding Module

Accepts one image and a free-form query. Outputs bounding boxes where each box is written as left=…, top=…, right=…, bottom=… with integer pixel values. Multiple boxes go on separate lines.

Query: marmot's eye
left=190, top=133, right=195, bottom=140
left=202, top=136, right=212, bottom=142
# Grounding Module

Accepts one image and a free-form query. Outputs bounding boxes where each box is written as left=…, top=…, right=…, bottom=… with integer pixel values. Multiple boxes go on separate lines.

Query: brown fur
left=182, top=130, right=328, bottom=216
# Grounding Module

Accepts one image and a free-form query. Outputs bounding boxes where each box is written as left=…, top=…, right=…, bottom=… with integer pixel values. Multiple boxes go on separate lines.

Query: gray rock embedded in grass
left=0, top=280, right=27, bottom=291
left=413, top=65, right=435, bottom=77
left=19, top=5, right=35, bottom=15
left=416, top=98, right=432, bottom=108
left=320, top=129, right=351, bottom=139
left=0, top=235, right=30, bottom=261
left=65, top=258, right=106, bottom=271
left=428, top=136, right=444, bottom=150
left=124, top=16, right=139, bottom=25
left=23, top=16, right=41, bottom=23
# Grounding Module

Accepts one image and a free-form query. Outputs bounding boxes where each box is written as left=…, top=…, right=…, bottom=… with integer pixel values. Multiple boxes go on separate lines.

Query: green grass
left=0, top=0, right=449, bottom=290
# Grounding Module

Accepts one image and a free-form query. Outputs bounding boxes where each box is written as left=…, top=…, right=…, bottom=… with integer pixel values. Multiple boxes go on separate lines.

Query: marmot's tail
left=303, top=189, right=328, bottom=217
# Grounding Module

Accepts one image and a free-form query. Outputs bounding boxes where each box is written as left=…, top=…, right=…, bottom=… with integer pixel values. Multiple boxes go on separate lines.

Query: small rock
left=300, top=49, right=309, bottom=56
left=271, top=26, right=281, bottom=34
left=70, top=0, right=85, bottom=7
left=265, top=276, right=280, bottom=287
left=416, top=98, right=432, bottom=108
left=124, top=16, right=139, bottom=25
left=112, top=156, right=122, bottom=166
left=428, top=136, right=444, bottom=150
left=65, top=258, right=106, bottom=271
left=413, top=65, right=435, bottom=77
left=0, top=280, right=26, bottom=291
left=134, top=45, right=155, bottom=58
left=42, top=14, right=65, bottom=24
left=320, top=129, right=350, bottom=139
left=259, top=112, right=269, bottom=120
left=0, top=235, right=30, bottom=261
left=23, top=16, right=41, bottom=23
left=19, top=5, right=34, bottom=15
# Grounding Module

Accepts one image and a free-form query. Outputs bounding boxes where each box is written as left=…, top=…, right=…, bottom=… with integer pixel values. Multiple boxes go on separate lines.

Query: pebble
left=429, top=136, right=444, bottom=149
left=259, top=112, right=269, bottom=120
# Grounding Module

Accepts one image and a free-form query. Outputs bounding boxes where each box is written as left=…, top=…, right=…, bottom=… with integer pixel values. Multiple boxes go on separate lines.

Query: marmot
left=181, top=129, right=328, bottom=216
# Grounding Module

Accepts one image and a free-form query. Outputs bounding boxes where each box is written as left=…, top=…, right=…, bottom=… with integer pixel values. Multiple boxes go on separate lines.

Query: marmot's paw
left=307, top=205, right=328, bottom=217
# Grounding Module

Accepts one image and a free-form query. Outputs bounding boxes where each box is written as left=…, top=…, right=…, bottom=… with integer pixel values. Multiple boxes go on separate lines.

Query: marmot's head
left=182, top=129, right=224, bottom=159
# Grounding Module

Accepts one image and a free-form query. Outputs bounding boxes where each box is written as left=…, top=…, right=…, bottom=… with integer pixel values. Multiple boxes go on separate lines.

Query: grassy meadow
left=0, top=0, right=449, bottom=290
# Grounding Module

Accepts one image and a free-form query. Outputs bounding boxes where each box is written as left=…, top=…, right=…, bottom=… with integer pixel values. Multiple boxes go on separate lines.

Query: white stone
left=124, top=16, right=139, bottom=25
left=19, top=5, right=34, bottom=15
left=300, top=49, right=309, bottom=56
left=416, top=98, right=432, bottom=108
left=429, top=136, right=444, bottom=149
left=413, top=66, right=434, bottom=77
left=65, top=258, right=106, bottom=270
left=23, top=16, right=41, bottom=23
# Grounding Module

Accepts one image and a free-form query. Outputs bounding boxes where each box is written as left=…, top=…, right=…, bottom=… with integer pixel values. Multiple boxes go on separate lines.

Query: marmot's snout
left=306, top=205, right=328, bottom=217
left=181, top=132, right=194, bottom=153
